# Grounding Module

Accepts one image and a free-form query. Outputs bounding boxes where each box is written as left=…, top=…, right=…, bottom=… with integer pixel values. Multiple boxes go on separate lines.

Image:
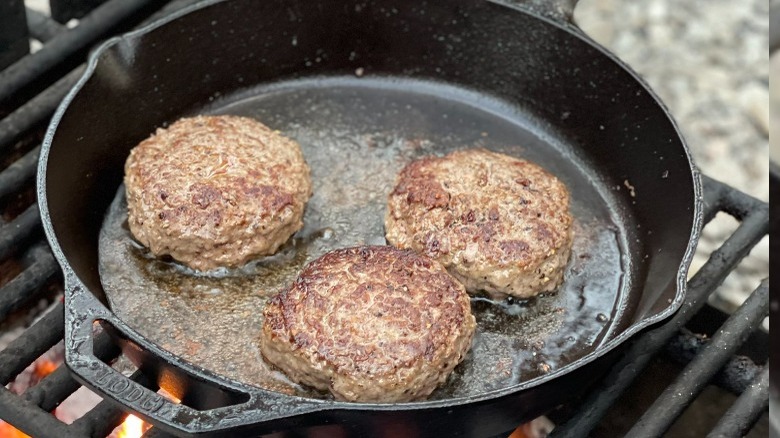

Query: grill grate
left=0, top=0, right=28, bottom=72
left=552, top=177, right=770, bottom=438
left=0, top=1, right=769, bottom=437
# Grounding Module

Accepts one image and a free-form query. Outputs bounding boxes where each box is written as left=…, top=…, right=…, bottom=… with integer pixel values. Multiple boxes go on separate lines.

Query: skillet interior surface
left=99, top=76, right=628, bottom=399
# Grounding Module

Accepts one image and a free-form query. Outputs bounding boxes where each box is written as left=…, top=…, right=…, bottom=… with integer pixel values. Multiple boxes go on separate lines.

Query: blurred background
left=774, top=0, right=780, bottom=164
left=575, top=0, right=769, bottom=320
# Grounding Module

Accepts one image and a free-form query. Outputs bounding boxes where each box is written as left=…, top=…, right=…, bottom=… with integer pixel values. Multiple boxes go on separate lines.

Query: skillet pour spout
left=38, top=0, right=702, bottom=435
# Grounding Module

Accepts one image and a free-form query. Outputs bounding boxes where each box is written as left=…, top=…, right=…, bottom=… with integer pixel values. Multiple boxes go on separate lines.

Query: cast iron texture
left=38, top=0, right=702, bottom=435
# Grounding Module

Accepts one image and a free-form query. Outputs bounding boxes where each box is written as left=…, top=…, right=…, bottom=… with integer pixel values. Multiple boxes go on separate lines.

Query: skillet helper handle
left=63, top=282, right=247, bottom=433
left=76, top=355, right=189, bottom=425
left=507, top=0, right=579, bottom=24
left=66, top=315, right=207, bottom=430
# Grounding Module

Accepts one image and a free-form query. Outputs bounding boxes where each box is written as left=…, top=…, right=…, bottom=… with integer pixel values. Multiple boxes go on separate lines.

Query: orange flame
left=105, top=390, right=175, bottom=437
left=0, top=421, right=31, bottom=438
left=116, top=414, right=147, bottom=438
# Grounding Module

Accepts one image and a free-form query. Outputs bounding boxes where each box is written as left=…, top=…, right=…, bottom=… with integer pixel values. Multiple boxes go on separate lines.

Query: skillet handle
left=505, top=0, right=579, bottom=24
left=63, top=277, right=322, bottom=435
left=64, top=291, right=208, bottom=433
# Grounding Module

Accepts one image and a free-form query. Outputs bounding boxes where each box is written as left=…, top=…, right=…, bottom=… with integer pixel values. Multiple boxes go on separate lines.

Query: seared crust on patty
left=385, top=148, right=573, bottom=299
left=260, top=246, right=476, bottom=402
left=124, top=115, right=311, bottom=271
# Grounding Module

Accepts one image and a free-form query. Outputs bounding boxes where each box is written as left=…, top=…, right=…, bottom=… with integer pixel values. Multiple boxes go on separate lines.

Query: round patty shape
left=260, top=246, right=476, bottom=403
left=385, top=148, right=573, bottom=299
left=124, top=115, right=311, bottom=271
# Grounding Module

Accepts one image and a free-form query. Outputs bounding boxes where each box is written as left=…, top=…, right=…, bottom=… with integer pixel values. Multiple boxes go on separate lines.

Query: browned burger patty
left=124, top=115, right=311, bottom=271
left=385, top=148, right=573, bottom=299
left=260, top=246, right=476, bottom=402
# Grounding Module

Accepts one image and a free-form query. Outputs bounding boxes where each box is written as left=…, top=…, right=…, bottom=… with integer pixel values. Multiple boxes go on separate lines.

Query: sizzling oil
left=99, top=77, right=627, bottom=400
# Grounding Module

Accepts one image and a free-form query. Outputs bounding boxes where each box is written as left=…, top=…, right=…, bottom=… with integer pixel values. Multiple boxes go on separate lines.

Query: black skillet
left=38, top=0, right=703, bottom=436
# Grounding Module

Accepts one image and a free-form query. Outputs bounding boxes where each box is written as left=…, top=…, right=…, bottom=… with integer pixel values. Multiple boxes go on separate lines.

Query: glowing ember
left=7, top=348, right=62, bottom=396
left=34, top=359, right=58, bottom=378
left=1, top=345, right=64, bottom=436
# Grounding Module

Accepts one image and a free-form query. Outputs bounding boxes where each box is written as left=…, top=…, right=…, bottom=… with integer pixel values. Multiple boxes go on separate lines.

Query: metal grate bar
left=51, top=0, right=110, bottom=23
left=0, top=325, right=124, bottom=437
left=21, top=327, right=122, bottom=412
left=0, top=386, right=79, bottom=438
left=551, top=181, right=769, bottom=437
left=0, top=68, right=82, bottom=154
left=92, top=330, right=123, bottom=360
left=0, top=0, right=161, bottom=107
left=0, top=145, right=39, bottom=200
left=71, top=370, right=157, bottom=438
left=627, top=280, right=769, bottom=437
left=0, top=246, right=59, bottom=322
left=0, top=337, right=123, bottom=437
left=26, top=9, right=67, bottom=43
left=0, top=1, right=193, bottom=140
left=0, top=302, right=63, bottom=385
left=73, top=399, right=131, bottom=438
left=0, top=0, right=28, bottom=71
left=706, top=175, right=767, bottom=221
left=22, top=365, right=81, bottom=412
left=708, top=367, right=770, bottom=438
left=142, top=428, right=173, bottom=438
left=0, top=204, right=41, bottom=260
left=702, top=178, right=726, bottom=223
left=0, top=0, right=197, bottom=148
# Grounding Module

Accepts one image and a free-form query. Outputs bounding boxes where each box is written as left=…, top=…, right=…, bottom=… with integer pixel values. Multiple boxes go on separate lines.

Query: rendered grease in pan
left=99, top=77, right=627, bottom=399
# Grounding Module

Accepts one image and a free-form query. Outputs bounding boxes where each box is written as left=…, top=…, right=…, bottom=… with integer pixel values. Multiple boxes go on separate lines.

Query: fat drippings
left=99, top=77, right=625, bottom=399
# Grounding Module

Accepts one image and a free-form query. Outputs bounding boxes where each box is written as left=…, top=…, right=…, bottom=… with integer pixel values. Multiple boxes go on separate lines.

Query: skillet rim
left=37, top=0, right=704, bottom=415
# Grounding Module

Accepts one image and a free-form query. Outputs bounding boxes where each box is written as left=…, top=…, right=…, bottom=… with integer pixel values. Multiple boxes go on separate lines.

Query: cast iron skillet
left=38, top=0, right=703, bottom=436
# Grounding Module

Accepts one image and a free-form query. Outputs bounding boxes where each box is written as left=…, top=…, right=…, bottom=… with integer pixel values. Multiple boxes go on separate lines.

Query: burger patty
left=124, top=115, right=311, bottom=271
left=385, top=148, right=573, bottom=299
left=260, top=246, right=476, bottom=402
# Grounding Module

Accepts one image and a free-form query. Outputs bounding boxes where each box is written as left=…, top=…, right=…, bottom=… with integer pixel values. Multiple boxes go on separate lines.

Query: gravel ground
left=575, top=0, right=769, bottom=314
